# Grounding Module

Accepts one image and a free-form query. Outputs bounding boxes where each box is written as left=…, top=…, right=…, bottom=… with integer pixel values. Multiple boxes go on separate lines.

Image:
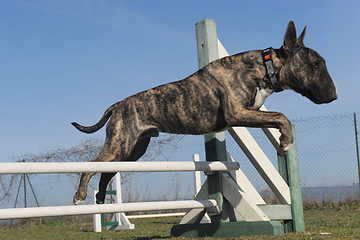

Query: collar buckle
left=262, top=48, right=282, bottom=92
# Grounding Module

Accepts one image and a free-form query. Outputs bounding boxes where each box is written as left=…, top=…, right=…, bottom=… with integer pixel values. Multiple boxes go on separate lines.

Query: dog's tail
left=71, top=104, right=116, bottom=134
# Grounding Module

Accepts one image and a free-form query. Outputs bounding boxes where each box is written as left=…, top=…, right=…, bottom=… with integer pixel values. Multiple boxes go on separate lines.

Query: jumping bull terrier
left=72, top=21, right=337, bottom=205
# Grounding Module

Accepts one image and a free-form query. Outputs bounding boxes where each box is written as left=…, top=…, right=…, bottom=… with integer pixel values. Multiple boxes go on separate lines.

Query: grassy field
left=1, top=207, right=360, bottom=240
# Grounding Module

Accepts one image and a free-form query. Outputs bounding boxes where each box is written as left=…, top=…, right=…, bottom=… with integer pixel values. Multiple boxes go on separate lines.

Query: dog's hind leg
left=73, top=149, right=117, bottom=205
left=73, top=122, right=135, bottom=204
left=95, top=172, right=116, bottom=204
left=73, top=172, right=98, bottom=205
left=95, top=136, right=152, bottom=204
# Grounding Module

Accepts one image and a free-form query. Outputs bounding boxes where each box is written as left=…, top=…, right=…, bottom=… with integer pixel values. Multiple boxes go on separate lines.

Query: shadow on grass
left=133, top=237, right=170, bottom=240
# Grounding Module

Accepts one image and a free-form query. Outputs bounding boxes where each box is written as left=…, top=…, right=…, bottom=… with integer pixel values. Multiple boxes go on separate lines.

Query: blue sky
left=0, top=0, right=359, bottom=162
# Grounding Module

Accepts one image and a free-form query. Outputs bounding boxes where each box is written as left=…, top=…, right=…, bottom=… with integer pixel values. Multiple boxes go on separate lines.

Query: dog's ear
left=283, top=21, right=297, bottom=51
left=296, top=26, right=307, bottom=47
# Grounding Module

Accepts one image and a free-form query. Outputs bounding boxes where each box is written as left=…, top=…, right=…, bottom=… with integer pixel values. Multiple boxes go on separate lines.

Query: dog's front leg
left=227, top=109, right=293, bottom=155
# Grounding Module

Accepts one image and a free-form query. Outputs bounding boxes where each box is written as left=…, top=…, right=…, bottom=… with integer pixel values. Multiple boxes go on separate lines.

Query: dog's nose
left=330, top=86, right=338, bottom=101
left=324, top=83, right=338, bottom=103
left=332, top=93, right=338, bottom=101
left=333, top=86, right=338, bottom=100
left=324, top=91, right=337, bottom=103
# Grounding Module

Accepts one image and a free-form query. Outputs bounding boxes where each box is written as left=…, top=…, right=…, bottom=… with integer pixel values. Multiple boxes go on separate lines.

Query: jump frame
left=93, top=154, right=210, bottom=232
left=0, top=161, right=238, bottom=220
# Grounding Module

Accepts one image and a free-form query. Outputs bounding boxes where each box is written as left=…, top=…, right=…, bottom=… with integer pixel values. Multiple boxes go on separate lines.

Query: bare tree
left=0, top=134, right=184, bottom=204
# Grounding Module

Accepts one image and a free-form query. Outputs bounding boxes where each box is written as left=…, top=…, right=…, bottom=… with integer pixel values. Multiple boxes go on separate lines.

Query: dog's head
left=279, top=21, right=337, bottom=104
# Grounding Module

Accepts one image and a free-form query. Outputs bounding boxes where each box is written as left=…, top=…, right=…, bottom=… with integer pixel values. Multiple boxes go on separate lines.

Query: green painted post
left=195, top=19, right=219, bottom=69
left=277, top=124, right=305, bottom=232
left=101, top=190, right=119, bottom=227
left=195, top=18, right=236, bottom=223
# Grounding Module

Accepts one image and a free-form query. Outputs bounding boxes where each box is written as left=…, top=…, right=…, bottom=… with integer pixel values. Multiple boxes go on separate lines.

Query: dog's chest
left=252, top=87, right=272, bottom=109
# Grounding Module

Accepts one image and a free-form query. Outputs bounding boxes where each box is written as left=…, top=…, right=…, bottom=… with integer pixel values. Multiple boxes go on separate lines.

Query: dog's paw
left=279, top=133, right=294, bottom=155
left=73, top=198, right=84, bottom=205
left=95, top=192, right=105, bottom=204
left=73, top=191, right=86, bottom=205
left=279, top=143, right=293, bottom=155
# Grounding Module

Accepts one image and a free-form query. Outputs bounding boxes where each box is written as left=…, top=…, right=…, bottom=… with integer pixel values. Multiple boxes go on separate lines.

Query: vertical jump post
left=277, top=125, right=305, bottom=232
left=196, top=18, right=236, bottom=223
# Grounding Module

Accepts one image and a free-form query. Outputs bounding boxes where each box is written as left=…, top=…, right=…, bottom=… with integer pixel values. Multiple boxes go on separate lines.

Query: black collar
left=261, top=48, right=282, bottom=92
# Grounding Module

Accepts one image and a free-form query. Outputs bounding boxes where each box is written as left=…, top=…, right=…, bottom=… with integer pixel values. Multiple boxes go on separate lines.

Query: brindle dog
left=72, top=21, right=337, bottom=205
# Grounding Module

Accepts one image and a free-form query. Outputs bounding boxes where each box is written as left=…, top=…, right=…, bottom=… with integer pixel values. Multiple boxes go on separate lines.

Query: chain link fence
left=1, top=112, right=360, bottom=211
left=226, top=112, right=360, bottom=204
left=293, top=113, right=360, bottom=203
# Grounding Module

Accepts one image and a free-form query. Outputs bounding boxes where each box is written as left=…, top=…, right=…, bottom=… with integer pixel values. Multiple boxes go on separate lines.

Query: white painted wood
left=193, top=179, right=209, bottom=200
left=226, top=152, right=238, bottom=182
left=107, top=214, right=135, bottom=231
left=0, top=200, right=218, bottom=220
left=226, top=153, right=266, bottom=205
left=258, top=205, right=292, bottom=220
left=0, top=161, right=239, bottom=174
left=228, top=127, right=291, bottom=204
left=114, top=173, right=122, bottom=203
left=106, top=173, right=135, bottom=231
left=93, top=190, right=102, bottom=232
left=228, top=127, right=290, bottom=203
left=93, top=188, right=134, bottom=232
left=116, top=213, right=135, bottom=230
left=180, top=180, right=211, bottom=224
left=128, top=212, right=186, bottom=219
left=221, top=174, right=270, bottom=222
left=193, top=154, right=202, bottom=195
left=112, top=173, right=122, bottom=229
left=217, top=39, right=229, bottom=58
left=259, top=105, right=281, bottom=151
left=179, top=208, right=206, bottom=224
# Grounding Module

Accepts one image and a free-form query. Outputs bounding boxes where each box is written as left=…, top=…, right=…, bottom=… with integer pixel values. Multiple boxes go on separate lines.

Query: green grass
left=1, top=208, right=360, bottom=239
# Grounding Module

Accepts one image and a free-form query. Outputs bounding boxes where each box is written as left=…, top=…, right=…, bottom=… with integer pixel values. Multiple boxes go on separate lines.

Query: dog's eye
left=312, top=62, right=319, bottom=68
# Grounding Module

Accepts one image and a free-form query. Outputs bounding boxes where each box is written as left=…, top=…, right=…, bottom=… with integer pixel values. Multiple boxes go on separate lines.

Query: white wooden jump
left=0, top=161, right=239, bottom=174
left=93, top=155, right=211, bottom=232
left=0, top=199, right=217, bottom=220
left=0, top=160, right=234, bottom=220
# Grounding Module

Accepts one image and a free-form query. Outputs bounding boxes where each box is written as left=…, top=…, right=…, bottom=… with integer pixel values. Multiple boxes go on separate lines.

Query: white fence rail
left=0, top=200, right=217, bottom=220
left=0, top=161, right=239, bottom=174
